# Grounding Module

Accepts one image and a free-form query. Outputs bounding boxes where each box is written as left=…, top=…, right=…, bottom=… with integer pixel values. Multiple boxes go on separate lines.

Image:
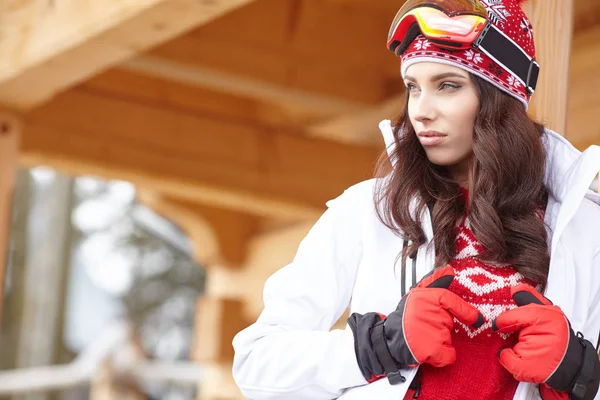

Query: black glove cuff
left=348, top=312, right=385, bottom=381
left=570, top=334, right=600, bottom=400
left=547, top=329, right=586, bottom=392
left=370, top=321, right=406, bottom=385
left=348, top=312, right=406, bottom=385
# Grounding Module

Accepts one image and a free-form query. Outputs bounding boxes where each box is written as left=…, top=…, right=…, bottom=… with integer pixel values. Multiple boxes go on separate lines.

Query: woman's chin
left=424, top=149, right=472, bottom=168
left=425, top=156, right=457, bottom=167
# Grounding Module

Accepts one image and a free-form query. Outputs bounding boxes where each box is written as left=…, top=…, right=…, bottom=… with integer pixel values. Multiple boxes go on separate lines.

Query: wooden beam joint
left=0, top=109, right=21, bottom=329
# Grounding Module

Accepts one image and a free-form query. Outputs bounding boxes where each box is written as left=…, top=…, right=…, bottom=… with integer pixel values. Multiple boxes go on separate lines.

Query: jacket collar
left=540, top=129, right=600, bottom=323
left=542, top=128, right=600, bottom=206
left=541, top=128, right=600, bottom=252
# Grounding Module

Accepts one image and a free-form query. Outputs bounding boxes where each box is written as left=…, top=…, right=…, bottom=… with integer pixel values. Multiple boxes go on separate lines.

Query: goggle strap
left=475, top=22, right=539, bottom=97
left=394, top=23, right=424, bottom=56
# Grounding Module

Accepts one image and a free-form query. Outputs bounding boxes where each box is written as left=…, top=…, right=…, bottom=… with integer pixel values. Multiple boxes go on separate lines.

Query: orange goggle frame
left=387, top=0, right=488, bottom=55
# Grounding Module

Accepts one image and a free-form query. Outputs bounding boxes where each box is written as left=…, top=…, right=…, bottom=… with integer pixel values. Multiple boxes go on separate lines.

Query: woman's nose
left=412, top=92, right=437, bottom=122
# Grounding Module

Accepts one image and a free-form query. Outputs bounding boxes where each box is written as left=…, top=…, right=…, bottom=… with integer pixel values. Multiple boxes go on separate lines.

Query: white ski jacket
left=232, top=120, right=600, bottom=400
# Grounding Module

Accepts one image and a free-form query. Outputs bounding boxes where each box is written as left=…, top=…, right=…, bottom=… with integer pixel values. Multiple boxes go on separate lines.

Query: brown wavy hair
left=374, top=74, right=550, bottom=291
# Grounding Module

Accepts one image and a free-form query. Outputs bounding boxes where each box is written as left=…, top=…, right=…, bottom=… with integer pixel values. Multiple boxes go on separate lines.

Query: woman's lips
left=418, top=133, right=447, bottom=146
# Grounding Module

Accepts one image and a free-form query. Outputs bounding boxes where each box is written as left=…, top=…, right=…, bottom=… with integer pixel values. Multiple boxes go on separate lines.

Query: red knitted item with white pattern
left=404, top=197, right=543, bottom=400
left=400, top=0, right=537, bottom=108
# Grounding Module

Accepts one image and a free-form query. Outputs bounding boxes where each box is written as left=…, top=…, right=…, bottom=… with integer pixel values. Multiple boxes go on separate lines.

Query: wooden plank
left=0, top=170, right=30, bottom=370
left=139, top=192, right=258, bottom=267
left=121, top=56, right=367, bottom=115
left=193, top=297, right=249, bottom=364
left=82, top=69, right=317, bottom=130
left=307, top=94, right=404, bottom=145
left=204, top=267, right=245, bottom=300
left=21, top=88, right=380, bottom=220
left=181, top=219, right=316, bottom=318
left=567, top=137, right=600, bottom=153
left=0, top=0, right=256, bottom=110
left=175, top=202, right=258, bottom=267
left=0, top=110, right=19, bottom=330
left=197, top=362, right=243, bottom=400
left=242, top=220, right=316, bottom=318
left=567, top=25, right=600, bottom=147
left=525, top=0, right=574, bottom=135
left=150, top=0, right=391, bottom=104
left=573, top=0, right=600, bottom=34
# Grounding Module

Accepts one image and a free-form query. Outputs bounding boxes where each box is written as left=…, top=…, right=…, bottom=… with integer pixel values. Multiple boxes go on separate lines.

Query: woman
left=232, top=0, right=600, bottom=399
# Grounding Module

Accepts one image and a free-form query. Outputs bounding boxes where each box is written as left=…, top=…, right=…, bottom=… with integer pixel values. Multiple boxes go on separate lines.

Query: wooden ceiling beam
left=0, top=0, right=256, bottom=110
left=81, top=69, right=323, bottom=131
left=147, top=0, right=392, bottom=105
left=307, top=94, right=404, bottom=146
left=139, top=191, right=259, bottom=267
left=121, top=56, right=368, bottom=116
left=573, top=0, right=600, bottom=34
left=20, top=88, right=380, bottom=220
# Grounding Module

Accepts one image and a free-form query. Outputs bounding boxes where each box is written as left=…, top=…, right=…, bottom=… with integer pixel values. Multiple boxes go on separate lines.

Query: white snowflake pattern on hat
left=413, top=38, right=431, bottom=51
left=507, top=75, right=523, bottom=89
left=464, top=50, right=483, bottom=65
left=480, top=0, right=512, bottom=27
left=520, top=17, right=533, bottom=39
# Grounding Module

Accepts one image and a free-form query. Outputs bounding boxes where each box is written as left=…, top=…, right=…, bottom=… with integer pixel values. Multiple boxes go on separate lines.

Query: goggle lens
left=387, top=0, right=487, bottom=53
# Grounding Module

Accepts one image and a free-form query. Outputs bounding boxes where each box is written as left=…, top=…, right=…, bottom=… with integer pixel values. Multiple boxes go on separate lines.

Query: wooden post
left=0, top=110, right=20, bottom=330
left=0, top=170, right=30, bottom=370
left=524, top=0, right=574, bottom=135
left=15, top=175, right=74, bottom=392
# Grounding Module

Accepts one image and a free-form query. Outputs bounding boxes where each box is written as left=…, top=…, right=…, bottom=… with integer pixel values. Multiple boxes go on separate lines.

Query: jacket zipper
left=401, top=240, right=408, bottom=296
left=408, top=371, right=422, bottom=398
left=411, top=250, right=418, bottom=289
left=401, top=240, right=419, bottom=296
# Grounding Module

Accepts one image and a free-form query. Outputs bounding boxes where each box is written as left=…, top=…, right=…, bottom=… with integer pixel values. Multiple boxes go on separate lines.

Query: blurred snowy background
left=0, top=168, right=205, bottom=400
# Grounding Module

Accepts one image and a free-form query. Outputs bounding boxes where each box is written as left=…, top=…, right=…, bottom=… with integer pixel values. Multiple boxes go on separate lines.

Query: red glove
left=393, top=266, right=484, bottom=367
left=538, top=385, right=569, bottom=400
left=349, top=266, right=484, bottom=384
left=492, top=284, right=600, bottom=400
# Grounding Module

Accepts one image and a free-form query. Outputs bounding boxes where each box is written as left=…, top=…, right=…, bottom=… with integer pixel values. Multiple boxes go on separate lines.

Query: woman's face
left=404, top=62, right=480, bottom=184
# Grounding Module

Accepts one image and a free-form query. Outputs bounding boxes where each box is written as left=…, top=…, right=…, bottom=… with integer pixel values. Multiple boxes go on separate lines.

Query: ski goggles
left=387, top=0, right=539, bottom=96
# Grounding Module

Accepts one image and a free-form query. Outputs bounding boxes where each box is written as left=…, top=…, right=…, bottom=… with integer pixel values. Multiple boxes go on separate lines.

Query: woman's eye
left=441, top=82, right=461, bottom=90
left=406, top=83, right=418, bottom=92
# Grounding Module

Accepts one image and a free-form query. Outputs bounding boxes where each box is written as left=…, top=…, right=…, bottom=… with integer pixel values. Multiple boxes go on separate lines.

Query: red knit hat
left=399, top=0, right=536, bottom=108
